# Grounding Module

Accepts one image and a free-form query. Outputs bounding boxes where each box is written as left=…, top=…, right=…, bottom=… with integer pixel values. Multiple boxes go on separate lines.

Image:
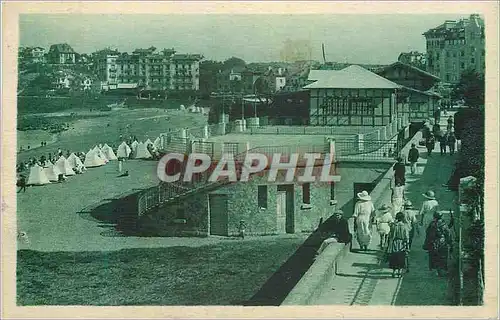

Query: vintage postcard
left=1, top=1, right=498, bottom=319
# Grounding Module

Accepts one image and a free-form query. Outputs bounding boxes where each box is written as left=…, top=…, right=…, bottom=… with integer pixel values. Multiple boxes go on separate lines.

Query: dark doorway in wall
left=277, top=184, right=295, bottom=234
left=209, top=194, right=229, bottom=236
left=409, top=121, right=424, bottom=138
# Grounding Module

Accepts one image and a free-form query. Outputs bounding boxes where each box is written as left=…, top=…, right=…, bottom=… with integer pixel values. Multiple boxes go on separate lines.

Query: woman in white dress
left=353, top=190, right=376, bottom=251
left=391, top=183, right=406, bottom=218
left=419, top=190, right=439, bottom=229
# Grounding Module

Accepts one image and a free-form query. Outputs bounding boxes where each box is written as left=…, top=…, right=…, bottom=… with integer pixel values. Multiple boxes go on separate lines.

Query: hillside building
left=94, top=47, right=203, bottom=91
left=47, top=43, right=76, bottom=64
left=423, top=14, right=485, bottom=84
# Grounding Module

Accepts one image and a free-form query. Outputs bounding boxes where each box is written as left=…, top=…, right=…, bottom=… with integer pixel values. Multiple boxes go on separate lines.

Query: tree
left=223, top=57, right=246, bottom=71
left=451, top=68, right=485, bottom=110
left=199, top=60, right=224, bottom=97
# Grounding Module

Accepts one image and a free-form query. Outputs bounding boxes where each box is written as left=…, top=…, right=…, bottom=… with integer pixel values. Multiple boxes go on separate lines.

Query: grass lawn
left=17, top=236, right=306, bottom=305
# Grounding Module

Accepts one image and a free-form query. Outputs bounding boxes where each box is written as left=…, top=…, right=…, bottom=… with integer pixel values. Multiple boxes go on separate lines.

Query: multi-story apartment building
left=423, top=14, right=485, bottom=84
left=93, top=48, right=120, bottom=89
left=95, top=47, right=202, bottom=91
left=170, top=54, right=202, bottom=91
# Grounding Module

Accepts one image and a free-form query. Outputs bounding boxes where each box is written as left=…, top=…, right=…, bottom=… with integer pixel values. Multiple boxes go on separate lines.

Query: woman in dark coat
left=439, top=132, right=448, bottom=155
left=330, top=209, right=352, bottom=244
left=386, top=211, right=410, bottom=278
left=426, top=134, right=436, bottom=157
left=392, top=157, right=406, bottom=187
left=424, top=211, right=452, bottom=277
left=447, top=132, right=457, bottom=155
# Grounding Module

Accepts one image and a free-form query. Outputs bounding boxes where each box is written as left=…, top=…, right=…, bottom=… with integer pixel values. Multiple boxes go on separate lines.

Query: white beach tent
left=93, top=146, right=109, bottom=164
left=43, top=161, right=62, bottom=182
left=84, top=149, right=105, bottom=168
left=116, top=141, right=132, bottom=159
left=101, top=144, right=118, bottom=161
left=145, top=139, right=153, bottom=148
left=67, top=153, right=86, bottom=171
left=55, top=156, right=76, bottom=176
left=153, top=137, right=162, bottom=151
left=134, top=142, right=152, bottom=159
left=27, top=164, right=50, bottom=186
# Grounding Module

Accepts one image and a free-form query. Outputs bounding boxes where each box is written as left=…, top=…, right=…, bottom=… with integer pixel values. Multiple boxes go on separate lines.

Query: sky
left=19, top=14, right=472, bottom=64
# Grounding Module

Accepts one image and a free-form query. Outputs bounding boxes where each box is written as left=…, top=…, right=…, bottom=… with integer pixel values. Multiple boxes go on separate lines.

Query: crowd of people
left=325, top=188, right=453, bottom=279
left=422, top=115, right=457, bottom=157
left=320, top=119, right=455, bottom=279
left=17, top=148, right=87, bottom=175
left=16, top=134, right=162, bottom=192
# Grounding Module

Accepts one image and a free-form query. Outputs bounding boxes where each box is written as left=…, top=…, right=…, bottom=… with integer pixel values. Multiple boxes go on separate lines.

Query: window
left=482, top=50, right=485, bottom=57
left=302, top=183, right=310, bottom=204
left=446, top=52, right=450, bottom=57
left=350, top=97, right=374, bottom=116
left=471, top=58, right=475, bottom=64
left=461, top=51, right=465, bottom=57
left=461, top=62, right=465, bottom=69
left=453, top=52, right=457, bottom=58
left=330, top=183, right=335, bottom=201
left=258, top=185, right=268, bottom=208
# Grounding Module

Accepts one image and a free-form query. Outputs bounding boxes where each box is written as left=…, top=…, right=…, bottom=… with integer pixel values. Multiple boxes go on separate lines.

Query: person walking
left=423, top=211, right=453, bottom=277
left=375, top=204, right=394, bottom=249
left=439, top=132, right=448, bottom=155
left=446, top=115, right=453, bottom=132
left=432, top=122, right=441, bottom=139
left=447, top=131, right=457, bottom=155
left=391, top=183, right=405, bottom=218
left=419, top=190, right=439, bottom=231
left=353, top=190, right=376, bottom=251
left=403, top=200, right=419, bottom=250
left=17, top=174, right=27, bottom=193
left=386, top=211, right=410, bottom=278
left=393, top=157, right=406, bottom=187
left=407, top=143, right=420, bottom=175
left=426, top=134, right=435, bottom=157
left=434, top=106, right=441, bottom=124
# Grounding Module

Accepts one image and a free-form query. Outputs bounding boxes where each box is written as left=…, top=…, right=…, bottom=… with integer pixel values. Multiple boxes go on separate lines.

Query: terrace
left=136, top=114, right=411, bottom=217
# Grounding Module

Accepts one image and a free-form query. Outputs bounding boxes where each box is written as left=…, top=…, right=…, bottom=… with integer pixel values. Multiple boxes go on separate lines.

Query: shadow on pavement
left=393, top=145, right=456, bottom=306
left=245, top=199, right=356, bottom=306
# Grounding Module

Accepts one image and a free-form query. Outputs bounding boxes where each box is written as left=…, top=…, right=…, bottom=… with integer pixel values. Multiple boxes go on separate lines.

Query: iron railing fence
left=243, top=125, right=372, bottom=137
left=136, top=142, right=334, bottom=217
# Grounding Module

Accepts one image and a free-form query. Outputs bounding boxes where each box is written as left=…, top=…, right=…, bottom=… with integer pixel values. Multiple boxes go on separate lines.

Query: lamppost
left=241, top=91, right=245, bottom=121
left=253, top=76, right=259, bottom=118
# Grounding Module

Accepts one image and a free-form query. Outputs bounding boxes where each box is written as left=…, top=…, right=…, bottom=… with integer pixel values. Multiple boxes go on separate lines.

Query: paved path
left=313, top=112, right=458, bottom=305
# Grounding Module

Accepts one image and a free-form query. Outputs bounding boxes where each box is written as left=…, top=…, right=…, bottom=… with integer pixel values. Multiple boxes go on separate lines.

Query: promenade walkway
left=312, top=111, right=458, bottom=305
